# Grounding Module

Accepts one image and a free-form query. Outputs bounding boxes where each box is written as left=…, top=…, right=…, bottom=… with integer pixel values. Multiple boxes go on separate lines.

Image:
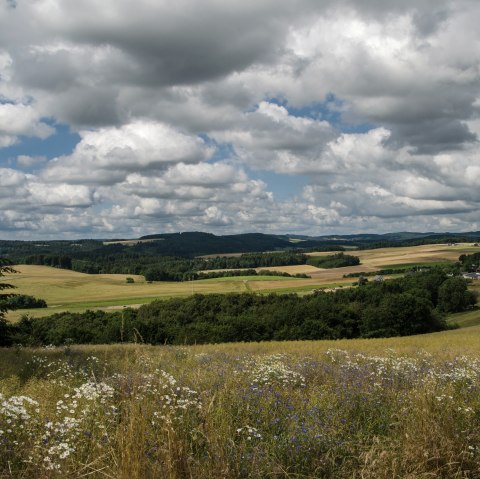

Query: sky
left=0, top=0, right=479, bottom=239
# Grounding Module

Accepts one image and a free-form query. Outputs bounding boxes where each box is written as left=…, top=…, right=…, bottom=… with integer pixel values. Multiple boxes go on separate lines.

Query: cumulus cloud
left=28, top=182, right=94, bottom=208
left=41, top=120, right=214, bottom=185
left=115, top=163, right=264, bottom=203
left=34, top=0, right=295, bottom=83
left=212, top=101, right=337, bottom=172
left=222, top=2, right=479, bottom=158
left=0, top=103, right=54, bottom=147
left=214, top=97, right=480, bottom=223
left=0, top=167, right=25, bottom=189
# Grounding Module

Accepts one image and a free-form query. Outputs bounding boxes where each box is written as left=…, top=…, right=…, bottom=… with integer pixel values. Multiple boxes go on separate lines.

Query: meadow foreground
left=1, top=327, right=480, bottom=478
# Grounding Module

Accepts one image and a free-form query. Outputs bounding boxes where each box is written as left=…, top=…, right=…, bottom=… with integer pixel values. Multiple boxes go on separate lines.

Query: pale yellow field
left=255, top=264, right=332, bottom=274
left=203, top=265, right=325, bottom=274
left=307, top=243, right=480, bottom=267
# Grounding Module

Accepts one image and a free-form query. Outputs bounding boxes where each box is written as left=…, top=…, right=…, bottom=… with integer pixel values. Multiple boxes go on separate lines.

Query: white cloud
left=163, top=162, right=245, bottom=186
left=0, top=167, right=25, bottom=188
left=41, top=120, right=214, bottom=185
left=28, top=182, right=94, bottom=207
left=0, top=103, right=54, bottom=147
left=212, top=101, right=336, bottom=172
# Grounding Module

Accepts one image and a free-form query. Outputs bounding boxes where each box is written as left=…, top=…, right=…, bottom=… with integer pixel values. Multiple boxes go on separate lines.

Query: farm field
left=3, top=243, right=480, bottom=322
left=307, top=243, right=478, bottom=266
left=1, top=326, right=480, bottom=478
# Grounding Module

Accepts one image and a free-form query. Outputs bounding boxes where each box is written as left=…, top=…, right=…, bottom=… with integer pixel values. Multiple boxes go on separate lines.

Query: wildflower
left=236, top=425, right=262, bottom=441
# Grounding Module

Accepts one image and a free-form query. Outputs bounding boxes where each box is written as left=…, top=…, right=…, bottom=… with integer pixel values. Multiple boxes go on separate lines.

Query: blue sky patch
left=0, top=122, right=80, bottom=171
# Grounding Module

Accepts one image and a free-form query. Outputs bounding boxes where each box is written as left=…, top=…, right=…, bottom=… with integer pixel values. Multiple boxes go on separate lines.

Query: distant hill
left=282, top=231, right=480, bottom=242
left=279, top=231, right=480, bottom=249
left=1, top=230, right=479, bottom=262
left=137, top=232, right=290, bottom=256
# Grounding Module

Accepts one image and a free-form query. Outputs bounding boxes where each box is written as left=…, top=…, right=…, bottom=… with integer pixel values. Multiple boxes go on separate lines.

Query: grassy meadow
left=1, top=327, right=480, bottom=478
left=4, top=243, right=480, bottom=322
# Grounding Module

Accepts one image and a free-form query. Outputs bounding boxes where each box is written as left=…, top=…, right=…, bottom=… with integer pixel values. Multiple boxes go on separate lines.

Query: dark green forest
left=306, top=253, right=360, bottom=268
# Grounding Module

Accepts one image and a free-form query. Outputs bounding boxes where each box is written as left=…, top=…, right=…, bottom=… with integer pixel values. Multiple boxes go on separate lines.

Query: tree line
left=0, top=294, right=47, bottom=309
left=306, top=253, right=360, bottom=268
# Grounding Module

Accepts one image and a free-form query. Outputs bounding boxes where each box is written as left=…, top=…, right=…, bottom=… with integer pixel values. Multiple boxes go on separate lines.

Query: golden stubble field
left=307, top=242, right=477, bottom=266
left=3, top=243, right=480, bottom=321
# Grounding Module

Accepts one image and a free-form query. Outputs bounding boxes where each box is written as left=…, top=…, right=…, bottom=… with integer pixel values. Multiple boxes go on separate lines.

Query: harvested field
left=308, top=243, right=480, bottom=267
left=356, top=244, right=479, bottom=267
left=202, top=265, right=325, bottom=275
left=308, top=264, right=379, bottom=278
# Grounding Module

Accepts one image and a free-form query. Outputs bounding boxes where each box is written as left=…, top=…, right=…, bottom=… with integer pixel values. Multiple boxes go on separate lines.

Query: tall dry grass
left=1, top=331, right=480, bottom=478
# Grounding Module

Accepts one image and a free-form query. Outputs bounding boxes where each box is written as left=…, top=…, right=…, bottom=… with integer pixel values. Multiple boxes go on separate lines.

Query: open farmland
left=4, top=243, right=480, bottom=321
left=2, top=265, right=370, bottom=321
left=3, top=265, right=257, bottom=320
left=307, top=243, right=479, bottom=267
left=1, top=326, right=480, bottom=478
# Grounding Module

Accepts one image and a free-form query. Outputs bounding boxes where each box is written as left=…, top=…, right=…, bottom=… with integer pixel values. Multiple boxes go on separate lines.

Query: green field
left=197, top=275, right=299, bottom=283
left=448, top=308, right=480, bottom=328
